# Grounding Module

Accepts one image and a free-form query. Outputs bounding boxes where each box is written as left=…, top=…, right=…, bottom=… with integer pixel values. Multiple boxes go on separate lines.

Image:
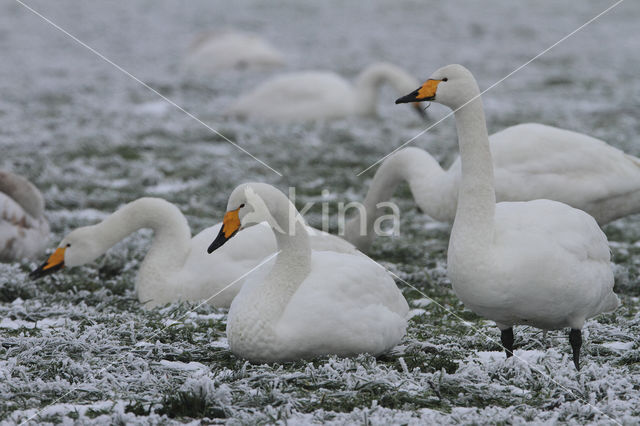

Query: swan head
left=29, top=227, right=103, bottom=279
left=207, top=183, right=285, bottom=253
left=395, top=64, right=479, bottom=110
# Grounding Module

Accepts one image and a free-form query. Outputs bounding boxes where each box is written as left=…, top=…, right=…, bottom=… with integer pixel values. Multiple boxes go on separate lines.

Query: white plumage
left=396, top=64, right=619, bottom=369
left=0, top=171, right=49, bottom=262
left=227, top=62, right=424, bottom=121
left=183, top=30, right=285, bottom=75
left=211, top=183, right=409, bottom=362
left=346, top=124, right=640, bottom=251
left=31, top=197, right=355, bottom=309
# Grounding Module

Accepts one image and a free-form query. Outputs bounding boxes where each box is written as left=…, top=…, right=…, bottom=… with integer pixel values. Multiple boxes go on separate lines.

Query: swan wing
left=495, top=199, right=610, bottom=262
left=491, top=124, right=640, bottom=202
left=227, top=72, right=354, bottom=120
left=0, top=193, right=49, bottom=260
left=276, top=251, right=409, bottom=357
left=488, top=200, right=616, bottom=327
left=179, top=222, right=276, bottom=306
left=184, top=31, right=284, bottom=73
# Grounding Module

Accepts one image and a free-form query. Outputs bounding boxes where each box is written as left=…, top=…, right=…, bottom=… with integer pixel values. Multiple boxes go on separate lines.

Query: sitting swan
left=183, top=30, right=285, bottom=75
left=207, top=183, right=409, bottom=362
left=396, top=64, right=619, bottom=370
left=226, top=62, right=426, bottom=122
left=346, top=126, right=640, bottom=251
left=0, top=171, right=49, bottom=262
left=30, top=197, right=355, bottom=309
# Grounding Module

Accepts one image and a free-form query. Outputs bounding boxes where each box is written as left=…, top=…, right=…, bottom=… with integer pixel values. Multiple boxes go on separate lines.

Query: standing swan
left=346, top=126, right=640, bottom=251
left=30, top=197, right=355, bottom=308
left=227, top=62, right=426, bottom=122
left=0, top=171, right=49, bottom=262
left=207, top=183, right=409, bottom=362
left=396, top=65, right=619, bottom=370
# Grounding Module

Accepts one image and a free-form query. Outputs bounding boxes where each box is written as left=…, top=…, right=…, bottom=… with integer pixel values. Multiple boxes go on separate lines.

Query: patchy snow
left=1, top=0, right=639, bottom=424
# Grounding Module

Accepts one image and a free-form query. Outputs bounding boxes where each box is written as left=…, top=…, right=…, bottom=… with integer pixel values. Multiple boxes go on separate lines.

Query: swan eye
left=66, top=243, right=71, bottom=247
left=442, top=78, right=448, bottom=82
left=239, top=204, right=245, bottom=209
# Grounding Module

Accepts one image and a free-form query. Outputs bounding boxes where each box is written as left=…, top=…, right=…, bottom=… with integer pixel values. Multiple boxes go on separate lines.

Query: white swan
left=207, top=183, right=409, bottom=362
left=30, top=197, right=355, bottom=309
left=396, top=64, right=619, bottom=370
left=346, top=125, right=640, bottom=251
left=183, top=30, right=285, bottom=75
left=0, top=171, right=49, bottom=262
left=227, top=62, right=426, bottom=121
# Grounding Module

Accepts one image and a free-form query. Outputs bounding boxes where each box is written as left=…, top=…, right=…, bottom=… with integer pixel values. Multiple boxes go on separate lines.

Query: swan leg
left=569, top=329, right=582, bottom=371
left=501, top=327, right=514, bottom=358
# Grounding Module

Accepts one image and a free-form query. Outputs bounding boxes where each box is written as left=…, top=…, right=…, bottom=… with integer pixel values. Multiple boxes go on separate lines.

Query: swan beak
left=412, top=102, right=427, bottom=119
left=396, top=79, right=441, bottom=104
left=30, top=247, right=66, bottom=280
left=207, top=208, right=242, bottom=253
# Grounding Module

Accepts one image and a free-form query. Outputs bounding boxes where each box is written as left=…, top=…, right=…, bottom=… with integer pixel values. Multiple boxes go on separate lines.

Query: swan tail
left=600, top=293, right=620, bottom=314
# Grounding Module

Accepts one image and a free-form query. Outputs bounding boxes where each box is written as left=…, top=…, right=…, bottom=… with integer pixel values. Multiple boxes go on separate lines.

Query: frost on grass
left=1, top=0, right=640, bottom=424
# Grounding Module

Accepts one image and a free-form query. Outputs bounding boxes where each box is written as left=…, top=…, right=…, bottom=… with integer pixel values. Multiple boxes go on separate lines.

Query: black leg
left=569, top=329, right=582, bottom=371
left=501, top=327, right=514, bottom=358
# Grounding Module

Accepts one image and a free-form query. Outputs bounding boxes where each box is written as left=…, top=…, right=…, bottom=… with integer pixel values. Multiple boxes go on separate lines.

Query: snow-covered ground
left=1, top=0, right=639, bottom=424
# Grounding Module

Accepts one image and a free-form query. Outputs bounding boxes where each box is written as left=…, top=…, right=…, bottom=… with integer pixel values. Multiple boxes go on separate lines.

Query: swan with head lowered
left=207, top=183, right=409, bottom=362
left=30, top=197, right=355, bottom=309
left=0, top=171, right=49, bottom=262
left=226, top=62, right=426, bottom=122
left=346, top=125, right=640, bottom=251
left=396, top=64, right=620, bottom=370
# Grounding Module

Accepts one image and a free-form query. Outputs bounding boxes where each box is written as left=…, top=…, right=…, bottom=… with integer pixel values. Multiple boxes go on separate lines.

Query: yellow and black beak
left=30, top=247, right=66, bottom=280
left=396, top=79, right=442, bottom=104
left=207, top=206, right=243, bottom=254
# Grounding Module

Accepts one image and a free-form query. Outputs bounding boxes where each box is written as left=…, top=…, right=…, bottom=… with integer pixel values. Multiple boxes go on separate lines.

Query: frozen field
left=1, top=0, right=639, bottom=424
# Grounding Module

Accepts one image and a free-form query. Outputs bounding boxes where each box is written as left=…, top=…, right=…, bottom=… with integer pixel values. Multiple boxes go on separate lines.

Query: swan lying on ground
left=396, top=64, right=619, bottom=370
left=0, top=171, right=49, bottom=262
left=226, top=62, right=426, bottom=121
left=207, top=183, right=409, bottom=362
left=30, top=197, right=355, bottom=308
left=346, top=125, right=640, bottom=251
left=183, top=30, right=285, bottom=75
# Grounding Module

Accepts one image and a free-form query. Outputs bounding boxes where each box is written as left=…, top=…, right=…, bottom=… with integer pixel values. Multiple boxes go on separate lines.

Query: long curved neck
left=450, top=97, right=495, bottom=252
left=353, top=63, right=416, bottom=116
left=89, top=198, right=192, bottom=280
left=249, top=188, right=312, bottom=328
left=0, top=171, right=45, bottom=219
left=346, top=148, right=445, bottom=250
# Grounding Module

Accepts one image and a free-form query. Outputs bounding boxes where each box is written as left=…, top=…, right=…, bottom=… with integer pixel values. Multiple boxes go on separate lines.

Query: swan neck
left=348, top=149, right=445, bottom=247
left=0, top=171, right=45, bottom=219
left=354, top=64, right=411, bottom=115
left=91, top=198, right=191, bottom=273
left=248, top=193, right=312, bottom=331
left=451, top=98, right=495, bottom=248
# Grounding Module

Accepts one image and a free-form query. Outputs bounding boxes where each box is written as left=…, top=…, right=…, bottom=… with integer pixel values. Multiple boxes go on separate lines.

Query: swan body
left=30, top=197, right=355, bottom=309
left=0, top=171, right=49, bottom=262
left=227, top=62, right=425, bottom=121
left=346, top=124, right=640, bottom=251
left=208, top=183, right=408, bottom=362
left=396, top=64, right=619, bottom=369
left=183, top=30, right=285, bottom=75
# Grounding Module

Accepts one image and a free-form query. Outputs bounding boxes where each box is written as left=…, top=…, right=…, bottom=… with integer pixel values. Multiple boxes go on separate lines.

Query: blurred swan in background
left=183, top=30, right=285, bottom=75
left=396, top=64, right=619, bottom=370
left=0, top=171, right=49, bottom=262
left=227, top=62, right=426, bottom=121
left=30, top=197, right=355, bottom=308
left=208, top=183, right=408, bottom=362
left=346, top=124, right=640, bottom=251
